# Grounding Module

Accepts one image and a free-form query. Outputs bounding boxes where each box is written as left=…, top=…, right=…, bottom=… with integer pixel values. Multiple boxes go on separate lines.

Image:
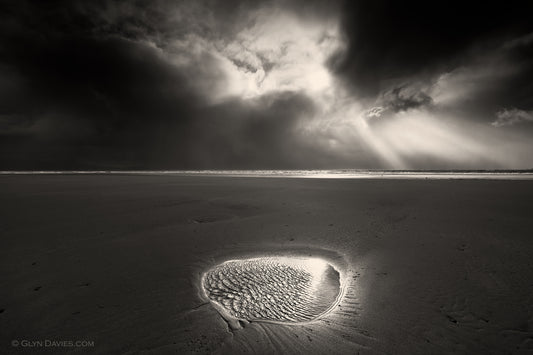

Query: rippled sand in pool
left=202, top=257, right=341, bottom=324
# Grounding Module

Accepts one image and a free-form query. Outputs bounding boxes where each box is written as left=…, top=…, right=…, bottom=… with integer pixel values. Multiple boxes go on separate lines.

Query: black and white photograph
left=1, top=0, right=533, bottom=353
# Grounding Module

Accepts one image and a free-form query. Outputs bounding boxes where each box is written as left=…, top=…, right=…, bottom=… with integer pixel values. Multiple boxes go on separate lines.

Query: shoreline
left=2, top=170, right=533, bottom=180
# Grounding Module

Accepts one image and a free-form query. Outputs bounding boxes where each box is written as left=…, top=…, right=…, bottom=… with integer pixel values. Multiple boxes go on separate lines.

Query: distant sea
left=2, top=170, right=533, bottom=179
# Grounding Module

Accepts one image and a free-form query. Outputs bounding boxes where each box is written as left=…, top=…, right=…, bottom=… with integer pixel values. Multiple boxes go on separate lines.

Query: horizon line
left=2, top=169, right=533, bottom=180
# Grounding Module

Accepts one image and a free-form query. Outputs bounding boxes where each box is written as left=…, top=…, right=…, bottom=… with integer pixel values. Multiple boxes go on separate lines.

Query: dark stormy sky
left=1, top=0, right=533, bottom=170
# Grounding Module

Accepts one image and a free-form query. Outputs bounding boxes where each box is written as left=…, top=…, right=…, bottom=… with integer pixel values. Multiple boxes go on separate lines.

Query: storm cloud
left=1, top=0, right=533, bottom=169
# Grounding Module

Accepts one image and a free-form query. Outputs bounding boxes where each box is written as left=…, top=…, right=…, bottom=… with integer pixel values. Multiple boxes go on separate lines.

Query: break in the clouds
left=167, top=3, right=342, bottom=101
left=1, top=0, right=533, bottom=170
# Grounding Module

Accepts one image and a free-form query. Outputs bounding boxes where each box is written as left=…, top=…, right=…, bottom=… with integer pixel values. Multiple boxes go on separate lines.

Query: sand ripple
left=202, top=257, right=341, bottom=323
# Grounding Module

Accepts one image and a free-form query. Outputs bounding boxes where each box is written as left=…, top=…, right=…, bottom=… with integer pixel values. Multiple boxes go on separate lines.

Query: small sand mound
left=202, top=257, right=341, bottom=323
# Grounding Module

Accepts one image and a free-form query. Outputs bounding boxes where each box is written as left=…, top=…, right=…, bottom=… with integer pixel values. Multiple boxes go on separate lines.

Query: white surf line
left=2, top=170, right=533, bottom=179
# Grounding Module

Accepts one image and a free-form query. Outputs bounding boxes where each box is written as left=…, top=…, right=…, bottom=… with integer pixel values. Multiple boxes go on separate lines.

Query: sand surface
left=1, top=175, right=533, bottom=354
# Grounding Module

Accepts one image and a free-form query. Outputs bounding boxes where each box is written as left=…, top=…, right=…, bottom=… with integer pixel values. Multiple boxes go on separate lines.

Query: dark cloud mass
left=1, top=0, right=533, bottom=169
left=379, top=85, right=433, bottom=114
left=337, top=0, right=533, bottom=97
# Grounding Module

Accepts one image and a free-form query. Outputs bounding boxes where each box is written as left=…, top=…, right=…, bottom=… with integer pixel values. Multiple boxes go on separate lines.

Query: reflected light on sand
left=202, top=256, right=341, bottom=325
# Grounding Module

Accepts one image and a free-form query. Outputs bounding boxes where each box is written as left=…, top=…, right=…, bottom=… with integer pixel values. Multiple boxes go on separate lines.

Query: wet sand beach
left=1, top=174, right=533, bottom=354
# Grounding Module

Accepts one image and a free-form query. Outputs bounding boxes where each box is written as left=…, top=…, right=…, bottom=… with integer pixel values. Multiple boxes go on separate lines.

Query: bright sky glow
left=167, top=7, right=342, bottom=101
left=163, top=5, right=533, bottom=170
left=220, top=9, right=341, bottom=98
